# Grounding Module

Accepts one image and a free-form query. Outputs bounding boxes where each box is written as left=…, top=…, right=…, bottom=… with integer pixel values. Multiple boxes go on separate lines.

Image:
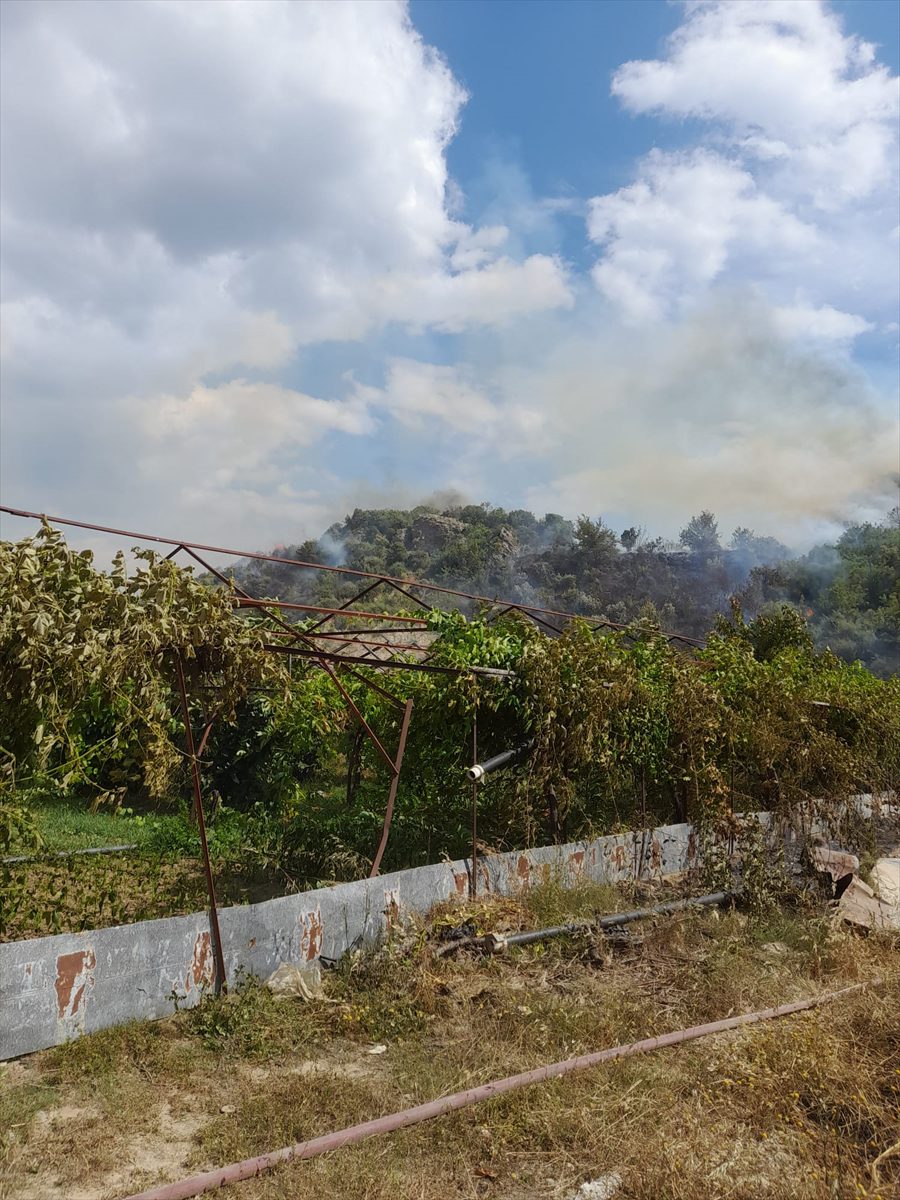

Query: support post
left=369, top=699, right=414, bottom=878
left=174, top=653, right=227, bottom=994
left=470, top=712, right=478, bottom=899
left=636, top=766, right=648, bottom=879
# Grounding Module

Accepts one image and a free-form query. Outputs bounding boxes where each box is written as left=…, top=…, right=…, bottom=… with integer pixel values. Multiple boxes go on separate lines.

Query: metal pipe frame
left=261, top=642, right=515, bottom=677
left=1, top=504, right=702, bottom=879
left=162, top=544, right=420, bottom=876
left=368, top=699, right=414, bottom=878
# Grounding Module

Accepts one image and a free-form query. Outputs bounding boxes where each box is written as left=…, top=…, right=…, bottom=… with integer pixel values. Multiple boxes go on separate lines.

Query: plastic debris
left=814, top=848, right=859, bottom=879
left=264, top=962, right=325, bottom=1001
left=811, top=843, right=859, bottom=885
left=570, top=1173, right=623, bottom=1199
left=871, top=857, right=900, bottom=908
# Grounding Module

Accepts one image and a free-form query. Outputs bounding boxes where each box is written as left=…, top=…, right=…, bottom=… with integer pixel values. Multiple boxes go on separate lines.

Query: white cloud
left=591, top=0, right=899, bottom=334
left=0, top=1, right=571, bottom=377
left=355, top=358, right=545, bottom=446
left=362, top=361, right=496, bottom=433
left=371, top=253, right=574, bottom=334
left=144, top=380, right=374, bottom=465
left=772, top=302, right=874, bottom=344
left=612, top=0, right=899, bottom=204
left=0, top=0, right=572, bottom=355
left=588, top=150, right=817, bottom=322
left=0, top=0, right=572, bottom=542
left=133, top=378, right=376, bottom=547
left=450, top=225, right=510, bottom=270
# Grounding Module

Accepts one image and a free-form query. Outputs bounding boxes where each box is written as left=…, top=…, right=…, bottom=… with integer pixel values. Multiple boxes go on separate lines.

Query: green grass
left=24, top=794, right=151, bottom=852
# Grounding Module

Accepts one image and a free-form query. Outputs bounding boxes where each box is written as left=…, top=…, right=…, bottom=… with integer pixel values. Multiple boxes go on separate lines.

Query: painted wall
left=1, top=822, right=698, bottom=1060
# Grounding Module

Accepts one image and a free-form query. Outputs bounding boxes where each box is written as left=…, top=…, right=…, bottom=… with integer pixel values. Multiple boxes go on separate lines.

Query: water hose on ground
left=121, top=979, right=879, bottom=1200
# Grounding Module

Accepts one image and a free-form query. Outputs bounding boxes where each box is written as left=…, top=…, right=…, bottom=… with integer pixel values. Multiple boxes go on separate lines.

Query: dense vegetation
left=2, top=518, right=897, bottom=939
left=239, top=503, right=899, bottom=676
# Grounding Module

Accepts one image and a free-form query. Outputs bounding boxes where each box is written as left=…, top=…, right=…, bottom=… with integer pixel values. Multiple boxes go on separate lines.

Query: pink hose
left=122, top=980, right=877, bottom=1200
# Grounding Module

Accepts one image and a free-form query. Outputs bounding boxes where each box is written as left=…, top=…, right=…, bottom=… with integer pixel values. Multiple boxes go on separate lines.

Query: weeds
left=181, top=974, right=326, bottom=1060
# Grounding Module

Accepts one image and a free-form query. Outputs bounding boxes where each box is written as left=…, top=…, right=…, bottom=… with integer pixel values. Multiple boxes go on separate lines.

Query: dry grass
left=1, top=883, right=898, bottom=1200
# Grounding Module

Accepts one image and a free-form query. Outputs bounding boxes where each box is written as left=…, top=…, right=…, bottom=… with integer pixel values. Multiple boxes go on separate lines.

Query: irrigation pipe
left=2, top=843, right=139, bottom=865
left=505, top=890, right=731, bottom=948
left=435, top=890, right=732, bottom=957
left=121, top=979, right=878, bottom=1200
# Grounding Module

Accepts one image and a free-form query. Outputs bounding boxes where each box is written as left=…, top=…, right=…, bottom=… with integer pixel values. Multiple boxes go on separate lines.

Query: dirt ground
left=1, top=882, right=898, bottom=1200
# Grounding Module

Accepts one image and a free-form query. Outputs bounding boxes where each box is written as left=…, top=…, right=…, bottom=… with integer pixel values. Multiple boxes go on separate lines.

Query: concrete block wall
left=1, top=821, right=698, bottom=1060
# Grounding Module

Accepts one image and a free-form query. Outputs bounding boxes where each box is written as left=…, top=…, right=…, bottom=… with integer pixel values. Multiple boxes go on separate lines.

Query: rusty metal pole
left=174, top=653, right=227, bottom=994
left=470, top=710, right=478, bottom=900
left=369, top=699, right=414, bottom=878
left=637, top=766, right=649, bottom=879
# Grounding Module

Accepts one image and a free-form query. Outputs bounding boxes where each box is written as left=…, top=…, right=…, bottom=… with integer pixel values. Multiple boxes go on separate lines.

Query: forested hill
left=236, top=504, right=899, bottom=676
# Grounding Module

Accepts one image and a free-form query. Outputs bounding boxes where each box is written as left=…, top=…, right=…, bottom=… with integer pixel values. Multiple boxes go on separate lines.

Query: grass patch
left=20, top=794, right=151, bottom=853
left=0, top=1078, right=58, bottom=1137
left=1, top=802, right=295, bottom=941
left=2, top=853, right=211, bottom=940
left=44, top=1018, right=180, bottom=1084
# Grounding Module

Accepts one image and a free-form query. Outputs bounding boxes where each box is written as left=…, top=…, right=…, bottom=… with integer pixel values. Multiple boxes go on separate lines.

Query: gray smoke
left=508, top=291, right=898, bottom=546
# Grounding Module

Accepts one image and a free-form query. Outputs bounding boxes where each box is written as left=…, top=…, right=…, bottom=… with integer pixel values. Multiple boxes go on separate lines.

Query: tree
left=620, top=527, right=640, bottom=552
left=574, top=515, right=618, bottom=558
left=0, top=524, right=284, bottom=804
left=680, top=511, right=721, bottom=555
left=730, top=527, right=790, bottom=564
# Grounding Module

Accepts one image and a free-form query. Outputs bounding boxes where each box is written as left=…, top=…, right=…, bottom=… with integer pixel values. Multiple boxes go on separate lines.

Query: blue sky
left=415, top=1, right=693, bottom=214
left=1, top=0, right=898, bottom=554
left=416, top=1, right=899, bottom=244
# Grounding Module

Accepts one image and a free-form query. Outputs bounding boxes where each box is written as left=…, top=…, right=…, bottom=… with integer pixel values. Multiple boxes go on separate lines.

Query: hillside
left=237, top=504, right=899, bottom=676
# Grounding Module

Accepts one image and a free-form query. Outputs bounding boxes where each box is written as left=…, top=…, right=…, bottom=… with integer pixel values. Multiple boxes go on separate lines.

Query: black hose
left=467, top=740, right=534, bottom=782
left=503, top=891, right=732, bottom=947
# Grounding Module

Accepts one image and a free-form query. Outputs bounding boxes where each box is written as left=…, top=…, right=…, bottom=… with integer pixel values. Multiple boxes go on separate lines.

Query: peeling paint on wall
left=186, top=932, right=213, bottom=993
left=54, top=948, right=95, bottom=1026
left=516, top=855, right=531, bottom=887
left=650, top=838, right=662, bottom=871
left=383, top=889, right=401, bottom=933
left=299, top=909, right=324, bottom=961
